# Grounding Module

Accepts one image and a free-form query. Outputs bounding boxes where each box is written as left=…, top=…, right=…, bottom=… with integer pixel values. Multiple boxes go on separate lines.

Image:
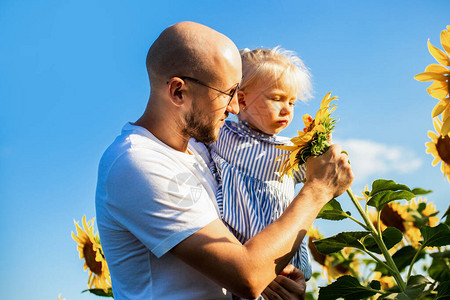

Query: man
left=96, top=21, right=353, bottom=299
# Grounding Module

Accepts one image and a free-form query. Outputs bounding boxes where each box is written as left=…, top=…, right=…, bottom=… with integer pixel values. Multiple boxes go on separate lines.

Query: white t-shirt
left=95, top=123, right=230, bottom=299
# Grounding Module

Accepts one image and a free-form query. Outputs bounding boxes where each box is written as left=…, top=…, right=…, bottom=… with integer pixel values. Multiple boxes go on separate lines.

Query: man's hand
left=261, top=264, right=306, bottom=300
left=305, top=144, right=353, bottom=201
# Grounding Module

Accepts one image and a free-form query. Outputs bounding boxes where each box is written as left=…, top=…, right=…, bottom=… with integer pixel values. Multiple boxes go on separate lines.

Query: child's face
left=239, top=83, right=296, bottom=135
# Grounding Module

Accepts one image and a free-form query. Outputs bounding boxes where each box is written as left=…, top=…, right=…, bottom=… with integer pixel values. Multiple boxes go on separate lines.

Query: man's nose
left=226, top=94, right=240, bottom=115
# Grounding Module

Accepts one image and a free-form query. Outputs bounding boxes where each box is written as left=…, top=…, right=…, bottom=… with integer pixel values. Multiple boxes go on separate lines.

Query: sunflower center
left=83, top=240, right=103, bottom=275
left=436, top=134, right=450, bottom=164
left=380, top=204, right=405, bottom=232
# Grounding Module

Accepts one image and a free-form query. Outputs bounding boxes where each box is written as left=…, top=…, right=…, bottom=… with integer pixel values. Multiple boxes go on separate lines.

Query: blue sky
left=1, top=1, right=449, bottom=299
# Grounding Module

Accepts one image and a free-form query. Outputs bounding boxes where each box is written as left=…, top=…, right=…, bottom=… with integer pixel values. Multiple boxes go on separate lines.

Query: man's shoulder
left=99, top=124, right=178, bottom=176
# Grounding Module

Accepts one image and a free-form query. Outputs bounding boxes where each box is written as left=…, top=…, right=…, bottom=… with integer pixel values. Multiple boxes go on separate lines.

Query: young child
left=210, top=47, right=313, bottom=282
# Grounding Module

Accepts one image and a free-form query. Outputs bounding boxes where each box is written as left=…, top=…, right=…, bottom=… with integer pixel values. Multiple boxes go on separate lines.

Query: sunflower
left=414, top=25, right=450, bottom=135
left=356, top=185, right=371, bottom=201
left=276, top=92, right=337, bottom=178
left=368, top=198, right=439, bottom=248
left=373, top=272, right=395, bottom=290
left=72, top=216, right=111, bottom=291
left=404, top=197, right=439, bottom=247
left=426, top=117, right=450, bottom=182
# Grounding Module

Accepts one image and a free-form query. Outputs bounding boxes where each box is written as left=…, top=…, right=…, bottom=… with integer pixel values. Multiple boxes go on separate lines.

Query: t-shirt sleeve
left=104, top=147, right=219, bottom=258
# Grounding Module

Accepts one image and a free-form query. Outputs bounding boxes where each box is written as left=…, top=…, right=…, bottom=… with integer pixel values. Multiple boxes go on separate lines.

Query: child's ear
left=237, top=91, right=246, bottom=109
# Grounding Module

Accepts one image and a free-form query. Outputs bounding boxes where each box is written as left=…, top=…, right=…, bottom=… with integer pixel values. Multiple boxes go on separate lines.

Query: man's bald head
left=146, top=21, right=241, bottom=89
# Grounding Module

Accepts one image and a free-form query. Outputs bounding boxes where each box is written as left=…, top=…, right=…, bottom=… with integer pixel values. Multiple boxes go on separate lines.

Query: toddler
left=210, top=47, right=313, bottom=283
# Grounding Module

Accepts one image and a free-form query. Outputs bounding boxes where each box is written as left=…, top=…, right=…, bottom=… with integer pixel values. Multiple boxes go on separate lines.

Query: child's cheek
left=270, top=101, right=282, bottom=112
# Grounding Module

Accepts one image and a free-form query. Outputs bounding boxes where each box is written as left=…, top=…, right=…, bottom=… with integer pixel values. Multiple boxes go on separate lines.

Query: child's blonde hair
left=239, top=47, right=312, bottom=101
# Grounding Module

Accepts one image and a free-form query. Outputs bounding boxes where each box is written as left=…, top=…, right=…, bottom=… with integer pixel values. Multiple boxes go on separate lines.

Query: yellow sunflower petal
left=290, top=148, right=301, bottom=165
left=432, top=156, right=441, bottom=166
left=320, top=92, right=333, bottom=109
left=441, top=28, right=450, bottom=55
left=428, top=39, right=450, bottom=66
left=428, top=131, right=438, bottom=143
left=432, top=99, right=450, bottom=117
left=414, top=72, right=447, bottom=82
left=433, top=118, right=443, bottom=134
left=431, top=89, right=449, bottom=100
left=425, top=142, right=436, bottom=151
left=430, top=87, right=449, bottom=100
left=424, top=63, right=449, bottom=73
left=444, top=104, right=450, bottom=118
left=427, top=80, right=447, bottom=93
left=276, top=145, right=299, bottom=151
left=441, top=118, right=450, bottom=136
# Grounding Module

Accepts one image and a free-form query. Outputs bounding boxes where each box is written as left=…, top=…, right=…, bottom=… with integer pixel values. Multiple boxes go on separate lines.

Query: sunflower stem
left=377, top=211, right=383, bottom=238
left=360, top=247, right=396, bottom=275
left=343, top=212, right=369, bottom=230
left=406, top=243, right=426, bottom=280
left=346, top=188, right=407, bottom=292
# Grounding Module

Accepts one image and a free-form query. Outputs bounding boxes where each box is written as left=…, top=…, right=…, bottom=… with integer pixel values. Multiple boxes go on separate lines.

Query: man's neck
left=134, top=111, right=191, bottom=153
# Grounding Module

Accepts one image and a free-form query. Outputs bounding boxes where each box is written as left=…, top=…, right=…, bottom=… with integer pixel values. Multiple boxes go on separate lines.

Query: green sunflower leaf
left=428, top=255, right=450, bottom=282
left=378, top=293, right=411, bottom=299
left=370, top=179, right=411, bottom=195
left=420, top=223, right=450, bottom=247
left=363, top=227, right=403, bottom=254
left=318, top=275, right=380, bottom=300
left=314, top=231, right=370, bottom=255
left=403, top=275, right=430, bottom=299
left=436, top=281, right=450, bottom=299
left=367, top=190, right=416, bottom=211
left=411, top=188, right=433, bottom=195
left=317, top=199, right=350, bottom=221
left=392, top=246, right=425, bottom=273
left=82, top=288, right=114, bottom=297
left=442, top=206, right=450, bottom=225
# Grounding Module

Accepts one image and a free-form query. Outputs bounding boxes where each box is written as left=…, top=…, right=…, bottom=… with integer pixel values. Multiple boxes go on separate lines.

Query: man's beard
left=182, top=108, right=218, bottom=144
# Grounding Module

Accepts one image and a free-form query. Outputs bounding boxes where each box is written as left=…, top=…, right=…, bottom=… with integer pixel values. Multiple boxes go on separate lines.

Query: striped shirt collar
left=224, top=120, right=288, bottom=145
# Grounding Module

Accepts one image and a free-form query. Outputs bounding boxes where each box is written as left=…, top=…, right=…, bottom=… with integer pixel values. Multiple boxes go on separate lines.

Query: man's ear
left=167, top=78, right=185, bottom=106
left=237, top=91, right=246, bottom=110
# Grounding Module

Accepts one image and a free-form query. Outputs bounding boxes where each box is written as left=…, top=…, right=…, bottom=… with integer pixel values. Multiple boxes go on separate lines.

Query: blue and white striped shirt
left=210, top=120, right=312, bottom=281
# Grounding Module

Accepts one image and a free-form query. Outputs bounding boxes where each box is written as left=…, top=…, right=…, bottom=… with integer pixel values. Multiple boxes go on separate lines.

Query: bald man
left=96, top=22, right=353, bottom=299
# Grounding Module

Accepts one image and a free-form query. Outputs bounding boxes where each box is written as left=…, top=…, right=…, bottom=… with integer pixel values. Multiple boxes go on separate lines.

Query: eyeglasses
left=179, top=76, right=240, bottom=106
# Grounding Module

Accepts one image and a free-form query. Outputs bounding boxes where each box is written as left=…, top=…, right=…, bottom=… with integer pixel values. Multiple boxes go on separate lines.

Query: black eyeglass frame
left=177, top=76, right=240, bottom=106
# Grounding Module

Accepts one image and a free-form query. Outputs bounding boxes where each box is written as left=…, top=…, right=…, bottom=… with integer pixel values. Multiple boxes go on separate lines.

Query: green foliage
left=314, top=231, right=370, bottom=255
left=392, top=246, right=425, bottom=273
left=82, top=288, right=114, bottom=298
left=420, top=223, right=450, bottom=247
left=364, top=227, right=403, bottom=254
left=367, top=180, right=416, bottom=210
left=442, top=206, right=450, bottom=226
left=297, top=109, right=336, bottom=165
left=411, top=188, right=433, bottom=195
left=317, top=199, right=351, bottom=221
left=404, top=275, right=431, bottom=299
left=436, top=281, right=450, bottom=299
left=318, top=275, right=380, bottom=300
left=428, top=255, right=450, bottom=282
left=374, top=246, right=426, bottom=277
left=313, top=179, right=448, bottom=300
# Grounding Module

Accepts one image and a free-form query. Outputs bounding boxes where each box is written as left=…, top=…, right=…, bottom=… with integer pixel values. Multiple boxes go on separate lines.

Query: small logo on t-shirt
left=167, top=172, right=203, bottom=207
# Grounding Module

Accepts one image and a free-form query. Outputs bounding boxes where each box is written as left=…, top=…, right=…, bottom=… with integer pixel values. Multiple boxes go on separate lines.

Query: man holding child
left=95, top=21, right=353, bottom=299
